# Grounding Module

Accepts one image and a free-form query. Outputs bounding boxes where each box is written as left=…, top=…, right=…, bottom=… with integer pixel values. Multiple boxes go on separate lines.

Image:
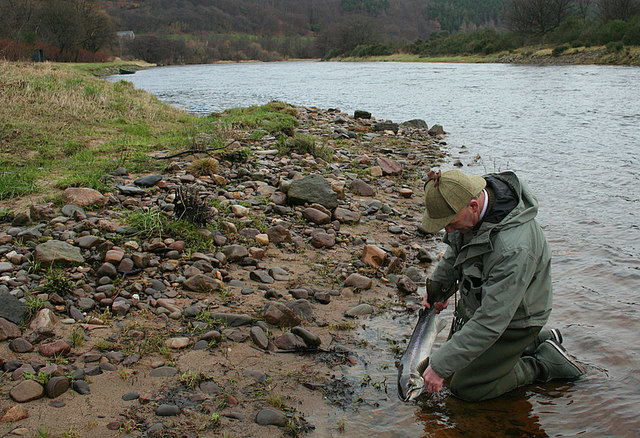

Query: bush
left=597, top=20, right=627, bottom=44
left=606, top=41, right=624, bottom=52
left=552, top=44, right=570, bottom=56
left=622, top=16, right=640, bottom=45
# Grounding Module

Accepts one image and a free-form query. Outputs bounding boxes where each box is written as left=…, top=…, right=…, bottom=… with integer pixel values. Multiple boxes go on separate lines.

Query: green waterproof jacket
left=429, top=171, right=552, bottom=379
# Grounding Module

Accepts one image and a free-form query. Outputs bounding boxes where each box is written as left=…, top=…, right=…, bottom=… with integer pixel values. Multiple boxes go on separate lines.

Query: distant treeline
left=0, top=0, right=638, bottom=64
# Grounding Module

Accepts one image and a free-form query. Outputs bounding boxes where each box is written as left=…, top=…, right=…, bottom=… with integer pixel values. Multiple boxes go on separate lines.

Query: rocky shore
left=0, top=105, right=452, bottom=437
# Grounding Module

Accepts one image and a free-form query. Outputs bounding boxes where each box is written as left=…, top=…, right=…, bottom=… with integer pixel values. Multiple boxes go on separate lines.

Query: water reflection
left=416, top=391, right=546, bottom=437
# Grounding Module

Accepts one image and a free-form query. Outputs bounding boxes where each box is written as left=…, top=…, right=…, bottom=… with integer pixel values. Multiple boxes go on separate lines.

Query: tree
left=575, top=0, right=594, bottom=19
left=36, top=0, right=84, bottom=58
left=507, top=0, right=574, bottom=34
left=74, top=0, right=114, bottom=53
left=597, top=0, right=640, bottom=21
left=0, top=0, right=36, bottom=40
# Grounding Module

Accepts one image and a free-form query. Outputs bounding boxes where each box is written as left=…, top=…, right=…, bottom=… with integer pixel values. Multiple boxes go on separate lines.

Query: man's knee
left=449, top=378, right=487, bottom=402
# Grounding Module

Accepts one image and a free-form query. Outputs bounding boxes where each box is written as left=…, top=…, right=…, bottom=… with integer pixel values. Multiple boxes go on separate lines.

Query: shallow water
left=109, top=62, right=640, bottom=437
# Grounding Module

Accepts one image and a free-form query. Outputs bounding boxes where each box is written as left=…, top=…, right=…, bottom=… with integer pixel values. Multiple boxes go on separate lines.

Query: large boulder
left=34, top=240, right=84, bottom=267
left=287, top=174, right=338, bottom=210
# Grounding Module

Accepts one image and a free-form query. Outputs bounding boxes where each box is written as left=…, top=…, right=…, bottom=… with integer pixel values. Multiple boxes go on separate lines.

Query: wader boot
left=522, top=328, right=563, bottom=356
left=528, top=339, right=585, bottom=382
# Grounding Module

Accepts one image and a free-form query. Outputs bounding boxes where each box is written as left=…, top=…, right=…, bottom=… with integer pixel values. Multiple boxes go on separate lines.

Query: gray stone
left=274, top=333, right=306, bottom=350
left=9, top=338, right=33, bottom=353
left=77, top=298, right=95, bottom=311
left=117, top=185, right=146, bottom=196
left=262, top=302, right=301, bottom=327
left=377, top=157, right=402, bottom=175
left=222, top=245, right=249, bottom=262
left=95, top=262, right=118, bottom=278
left=265, top=225, right=291, bottom=243
left=349, top=179, right=375, bottom=197
left=429, top=124, right=445, bottom=136
left=268, top=267, right=290, bottom=281
left=287, top=174, right=338, bottom=210
left=69, top=306, right=85, bottom=321
left=149, top=366, right=177, bottom=377
left=401, top=119, right=428, bottom=129
left=134, top=175, right=163, bottom=187
left=287, top=299, right=314, bottom=322
left=72, top=380, right=90, bottom=395
left=292, top=326, right=321, bottom=348
left=250, top=270, right=274, bottom=284
left=10, top=379, right=45, bottom=402
left=122, top=392, right=139, bottom=401
left=302, top=207, right=331, bottom=224
left=0, top=293, right=27, bottom=324
left=333, top=207, right=361, bottom=224
left=0, top=317, right=21, bottom=340
left=373, top=121, right=399, bottom=133
left=397, top=275, right=418, bottom=295
left=183, top=274, right=221, bottom=292
left=61, top=205, right=85, bottom=217
left=250, top=326, right=269, bottom=350
left=314, top=291, right=331, bottom=304
left=344, top=273, right=373, bottom=289
left=344, top=303, right=374, bottom=317
left=76, top=235, right=100, bottom=249
left=192, top=340, right=208, bottom=350
left=0, top=262, right=13, bottom=273
left=112, top=299, right=131, bottom=316
left=255, top=408, right=287, bottom=427
left=45, top=376, right=70, bottom=398
left=310, top=231, right=335, bottom=248
left=156, top=404, right=180, bottom=416
left=34, top=240, right=84, bottom=267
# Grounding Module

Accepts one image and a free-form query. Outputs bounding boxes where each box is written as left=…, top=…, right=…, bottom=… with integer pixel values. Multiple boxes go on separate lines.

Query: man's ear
left=468, top=198, right=480, bottom=213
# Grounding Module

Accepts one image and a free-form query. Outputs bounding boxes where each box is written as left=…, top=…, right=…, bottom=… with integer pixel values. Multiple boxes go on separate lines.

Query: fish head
left=398, top=372, right=425, bottom=402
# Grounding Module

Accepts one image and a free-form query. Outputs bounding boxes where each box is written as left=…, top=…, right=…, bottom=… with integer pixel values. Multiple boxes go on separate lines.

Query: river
left=108, top=61, right=640, bottom=437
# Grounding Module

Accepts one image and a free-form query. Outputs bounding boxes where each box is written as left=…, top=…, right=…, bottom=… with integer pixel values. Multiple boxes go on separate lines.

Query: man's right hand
left=423, top=279, right=450, bottom=313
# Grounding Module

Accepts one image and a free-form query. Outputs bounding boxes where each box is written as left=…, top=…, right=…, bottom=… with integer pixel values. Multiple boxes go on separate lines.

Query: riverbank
left=0, top=63, right=452, bottom=437
left=337, top=44, right=640, bottom=66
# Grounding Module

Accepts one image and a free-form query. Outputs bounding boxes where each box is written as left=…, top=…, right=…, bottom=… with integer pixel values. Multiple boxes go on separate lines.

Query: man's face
left=444, top=200, right=479, bottom=234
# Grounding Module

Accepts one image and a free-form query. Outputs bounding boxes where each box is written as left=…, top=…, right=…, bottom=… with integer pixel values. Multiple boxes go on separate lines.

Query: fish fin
left=436, top=318, right=448, bottom=334
left=416, top=357, right=430, bottom=375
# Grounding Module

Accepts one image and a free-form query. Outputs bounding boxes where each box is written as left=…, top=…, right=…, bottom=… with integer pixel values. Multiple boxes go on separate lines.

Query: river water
left=109, top=62, right=640, bottom=437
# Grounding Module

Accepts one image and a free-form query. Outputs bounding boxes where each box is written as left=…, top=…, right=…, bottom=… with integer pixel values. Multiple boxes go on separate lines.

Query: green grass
left=215, top=101, right=298, bottom=134
left=0, top=61, right=216, bottom=201
left=0, top=62, right=305, bottom=205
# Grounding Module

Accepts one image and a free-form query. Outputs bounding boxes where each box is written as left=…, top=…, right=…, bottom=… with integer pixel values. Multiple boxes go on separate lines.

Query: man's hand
left=423, top=278, right=450, bottom=313
left=422, top=293, right=450, bottom=313
left=423, top=365, right=444, bottom=393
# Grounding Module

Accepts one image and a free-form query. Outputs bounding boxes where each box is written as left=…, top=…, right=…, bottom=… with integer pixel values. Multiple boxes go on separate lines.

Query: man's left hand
left=423, top=365, right=444, bottom=393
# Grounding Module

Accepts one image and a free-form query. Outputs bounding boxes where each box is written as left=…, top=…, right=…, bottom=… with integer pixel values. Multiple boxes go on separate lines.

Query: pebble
left=45, top=376, right=70, bottom=398
left=345, top=303, right=374, bottom=317
left=122, top=392, right=139, bottom=401
left=72, top=380, right=90, bottom=395
left=156, top=404, right=180, bottom=416
left=149, top=366, right=177, bottom=377
left=0, top=405, right=29, bottom=422
left=10, top=380, right=45, bottom=403
left=255, top=408, right=287, bottom=426
left=250, top=326, right=269, bottom=350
